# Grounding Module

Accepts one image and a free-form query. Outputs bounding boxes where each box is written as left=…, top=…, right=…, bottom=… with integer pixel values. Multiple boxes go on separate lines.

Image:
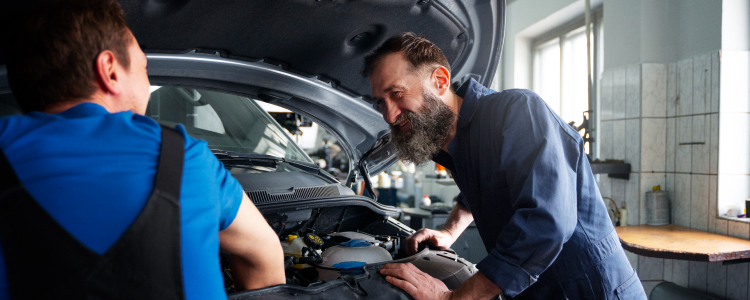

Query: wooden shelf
left=616, top=225, right=750, bottom=262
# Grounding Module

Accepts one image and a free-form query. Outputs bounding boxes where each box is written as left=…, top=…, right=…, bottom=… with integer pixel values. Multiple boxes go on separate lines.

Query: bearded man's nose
left=385, top=102, right=401, bottom=124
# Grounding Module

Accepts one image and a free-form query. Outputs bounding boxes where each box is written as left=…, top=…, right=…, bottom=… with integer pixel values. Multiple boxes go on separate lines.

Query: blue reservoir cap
left=332, top=261, right=367, bottom=269
left=340, top=239, right=371, bottom=247
left=333, top=261, right=367, bottom=275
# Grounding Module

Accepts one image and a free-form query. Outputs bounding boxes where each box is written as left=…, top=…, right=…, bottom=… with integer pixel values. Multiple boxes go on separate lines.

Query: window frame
left=530, top=8, right=603, bottom=157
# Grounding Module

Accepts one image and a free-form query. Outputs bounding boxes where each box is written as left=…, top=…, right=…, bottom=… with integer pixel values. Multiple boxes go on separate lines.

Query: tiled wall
left=598, top=51, right=750, bottom=299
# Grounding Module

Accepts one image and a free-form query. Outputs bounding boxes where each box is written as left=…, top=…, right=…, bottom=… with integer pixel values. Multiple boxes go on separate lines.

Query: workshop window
left=531, top=10, right=603, bottom=155
left=533, top=26, right=594, bottom=128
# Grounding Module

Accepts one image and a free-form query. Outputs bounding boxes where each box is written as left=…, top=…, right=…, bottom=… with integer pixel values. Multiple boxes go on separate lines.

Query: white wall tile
left=672, top=260, right=690, bottom=287
left=693, top=54, right=711, bottom=115
left=601, top=70, right=614, bottom=121
left=613, top=68, right=627, bottom=120
left=674, top=174, right=692, bottom=227
left=709, top=114, right=719, bottom=175
left=692, top=115, right=710, bottom=174
left=638, top=256, right=664, bottom=280
left=677, top=58, right=694, bottom=116
left=728, top=221, right=750, bottom=239
left=613, top=120, right=626, bottom=160
left=688, top=261, right=708, bottom=294
left=666, top=118, right=676, bottom=172
left=626, top=119, right=641, bottom=172
left=727, top=263, right=749, bottom=299
left=720, top=51, right=750, bottom=113
left=676, top=116, right=693, bottom=173
left=599, top=121, right=614, bottom=160
left=642, top=64, right=667, bottom=117
left=627, top=64, right=641, bottom=119
left=715, top=219, right=728, bottom=235
left=710, top=52, right=720, bottom=113
left=718, top=113, right=750, bottom=175
left=598, top=176, right=612, bottom=200
left=667, top=62, right=678, bottom=117
left=666, top=173, right=675, bottom=225
left=625, top=250, right=638, bottom=271
left=718, top=174, right=750, bottom=217
left=709, top=175, right=720, bottom=232
left=640, top=173, right=666, bottom=225
left=625, top=173, right=640, bottom=226
left=706, top=261, right=727, bottom=299
left=690, top=175, right=710, bottom=231
left=663, top=259, right=673, bottom=282
left=641, top=118, right=666, bottom=172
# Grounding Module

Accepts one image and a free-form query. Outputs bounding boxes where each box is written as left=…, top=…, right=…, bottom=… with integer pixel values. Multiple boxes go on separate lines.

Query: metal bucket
left=646, top=191, right=670, bottom=225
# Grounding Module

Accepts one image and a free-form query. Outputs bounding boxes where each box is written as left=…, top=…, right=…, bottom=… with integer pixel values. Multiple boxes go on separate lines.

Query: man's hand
left=380, top=263, right=452, bottom=300
left=406, top=202, right=474, bottom=255
left=405, top=228, right=455, bottom=255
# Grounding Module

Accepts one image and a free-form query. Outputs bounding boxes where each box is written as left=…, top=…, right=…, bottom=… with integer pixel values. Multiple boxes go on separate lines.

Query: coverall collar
left=447, top=78, right=489, bottom=155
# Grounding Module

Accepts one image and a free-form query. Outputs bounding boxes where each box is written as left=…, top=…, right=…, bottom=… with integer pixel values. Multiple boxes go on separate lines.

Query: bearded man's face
left=389, top=90, right=455, bottom=164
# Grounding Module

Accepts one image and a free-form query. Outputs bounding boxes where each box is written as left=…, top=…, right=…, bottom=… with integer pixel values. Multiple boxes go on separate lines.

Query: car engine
left=221, top=204, right=478, bottom=296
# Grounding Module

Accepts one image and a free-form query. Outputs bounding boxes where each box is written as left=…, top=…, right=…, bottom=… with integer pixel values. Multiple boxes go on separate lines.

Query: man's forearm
left=220, top=194, right=286, bottom=290
left=447, top=271, right=502, bottom=300
left=440, top=203, right=474, bottom=241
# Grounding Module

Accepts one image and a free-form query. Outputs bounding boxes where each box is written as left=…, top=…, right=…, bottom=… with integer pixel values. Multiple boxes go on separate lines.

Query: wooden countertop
left=616, top=224, right=750, bottom=262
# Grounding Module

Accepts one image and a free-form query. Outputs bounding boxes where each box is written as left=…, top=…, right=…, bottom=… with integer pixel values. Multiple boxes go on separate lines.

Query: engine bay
left=221, top=203, right=478, bottom=296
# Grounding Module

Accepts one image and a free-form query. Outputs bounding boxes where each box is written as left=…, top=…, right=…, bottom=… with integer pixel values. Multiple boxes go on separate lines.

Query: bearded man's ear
left=432, top=66, right=451, bottom=96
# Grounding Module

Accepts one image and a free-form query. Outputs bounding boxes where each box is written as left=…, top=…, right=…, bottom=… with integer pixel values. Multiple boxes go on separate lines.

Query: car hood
left=0, top=0, right=505, bottom=178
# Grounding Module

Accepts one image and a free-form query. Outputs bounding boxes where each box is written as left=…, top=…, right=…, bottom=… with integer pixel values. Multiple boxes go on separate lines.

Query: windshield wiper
left=211, top=150, right=332, bottom=180
left=212, top=150, right=282, bottom=162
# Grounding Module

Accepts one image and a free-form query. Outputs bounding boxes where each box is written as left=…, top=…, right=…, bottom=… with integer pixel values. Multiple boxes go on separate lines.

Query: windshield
left=146, top=86, right=312, bottom=163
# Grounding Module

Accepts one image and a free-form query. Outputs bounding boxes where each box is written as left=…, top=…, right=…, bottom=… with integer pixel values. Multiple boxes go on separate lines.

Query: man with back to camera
left=0, top=0, right=285, bottom=299
left=366, top=33, right=647, bottom=299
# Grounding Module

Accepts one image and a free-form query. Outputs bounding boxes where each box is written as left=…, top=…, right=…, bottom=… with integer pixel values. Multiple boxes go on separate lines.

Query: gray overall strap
left=0, top=125, right=186, bottom=300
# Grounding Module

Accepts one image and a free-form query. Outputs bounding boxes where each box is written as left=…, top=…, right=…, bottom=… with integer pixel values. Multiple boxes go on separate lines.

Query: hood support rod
left=358, top=160, right=377, bottom=201
left=357, top=145, right=378, bottom=201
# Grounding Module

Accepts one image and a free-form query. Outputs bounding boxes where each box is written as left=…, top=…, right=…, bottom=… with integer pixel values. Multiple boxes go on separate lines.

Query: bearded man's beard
left=390, top=91, right=456, bottom=164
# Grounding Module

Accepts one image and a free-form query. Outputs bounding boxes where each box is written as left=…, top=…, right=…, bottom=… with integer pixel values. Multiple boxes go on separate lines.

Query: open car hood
left=0, top=0, right=505, bottom=178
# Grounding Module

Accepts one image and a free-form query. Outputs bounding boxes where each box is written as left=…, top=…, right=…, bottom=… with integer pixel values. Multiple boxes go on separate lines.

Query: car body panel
left=0, top=0, right=505, bottom=179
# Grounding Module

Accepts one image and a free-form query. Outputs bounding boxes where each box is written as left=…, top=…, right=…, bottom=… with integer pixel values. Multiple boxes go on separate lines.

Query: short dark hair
left=5, top=0, right=132, bottom=113
left=362, top=32, right=450, bottom=78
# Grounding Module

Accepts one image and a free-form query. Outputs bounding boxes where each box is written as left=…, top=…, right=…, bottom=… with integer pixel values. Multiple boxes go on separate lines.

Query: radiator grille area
left=247, top=186, right=340, bottom=204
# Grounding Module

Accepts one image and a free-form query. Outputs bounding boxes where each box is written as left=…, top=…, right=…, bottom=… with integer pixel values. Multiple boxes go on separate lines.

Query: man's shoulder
left=474, top=88, right=548, bottom=116
left=479, top=88, right=543, bottom=103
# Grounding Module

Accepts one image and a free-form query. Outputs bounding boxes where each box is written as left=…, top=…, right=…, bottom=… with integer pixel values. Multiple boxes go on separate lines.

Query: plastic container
left=281, top=235, right=309, bottom=268
left=317, top=239, right=391, bottom=281
left=646, top=187, right=670, bottom=225
left=421, top=195, right=432, bottom=207
left=281, top=235, right=306, bottom=256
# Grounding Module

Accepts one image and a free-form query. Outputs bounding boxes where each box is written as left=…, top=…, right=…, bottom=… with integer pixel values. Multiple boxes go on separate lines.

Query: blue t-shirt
left=0, top=103, right=244, bottom=300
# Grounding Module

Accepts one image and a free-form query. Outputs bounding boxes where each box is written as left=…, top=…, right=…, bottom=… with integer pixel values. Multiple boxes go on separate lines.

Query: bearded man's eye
left=373, top=98, right=384, bottom=111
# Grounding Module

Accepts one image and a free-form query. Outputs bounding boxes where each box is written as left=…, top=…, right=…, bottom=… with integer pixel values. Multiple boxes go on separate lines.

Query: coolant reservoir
left=281, top=235, right=311, bottom=268
left=317, top=239, right=392, bottom=281
left=281, top=234, right=306, bottom=256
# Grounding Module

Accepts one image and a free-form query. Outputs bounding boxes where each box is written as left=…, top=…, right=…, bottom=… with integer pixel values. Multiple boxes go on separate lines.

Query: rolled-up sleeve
left=454, top=192, right=470, bottom=212
left=475, top=90, right=580, bottom=297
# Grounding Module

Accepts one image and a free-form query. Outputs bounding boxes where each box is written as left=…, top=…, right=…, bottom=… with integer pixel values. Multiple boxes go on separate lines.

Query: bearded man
left=364, top=33, right=646, bottom=300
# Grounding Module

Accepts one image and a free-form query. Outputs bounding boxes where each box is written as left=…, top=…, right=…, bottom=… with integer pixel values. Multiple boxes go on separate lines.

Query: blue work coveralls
left=432, top=79, right=646, bottom=299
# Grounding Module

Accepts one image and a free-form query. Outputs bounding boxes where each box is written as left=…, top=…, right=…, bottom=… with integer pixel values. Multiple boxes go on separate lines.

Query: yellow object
left=307, top=233, right=323, bottom=246
left=652, top=185, right=661, bottom=191
left=282, top=235, right=313, bottom=269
